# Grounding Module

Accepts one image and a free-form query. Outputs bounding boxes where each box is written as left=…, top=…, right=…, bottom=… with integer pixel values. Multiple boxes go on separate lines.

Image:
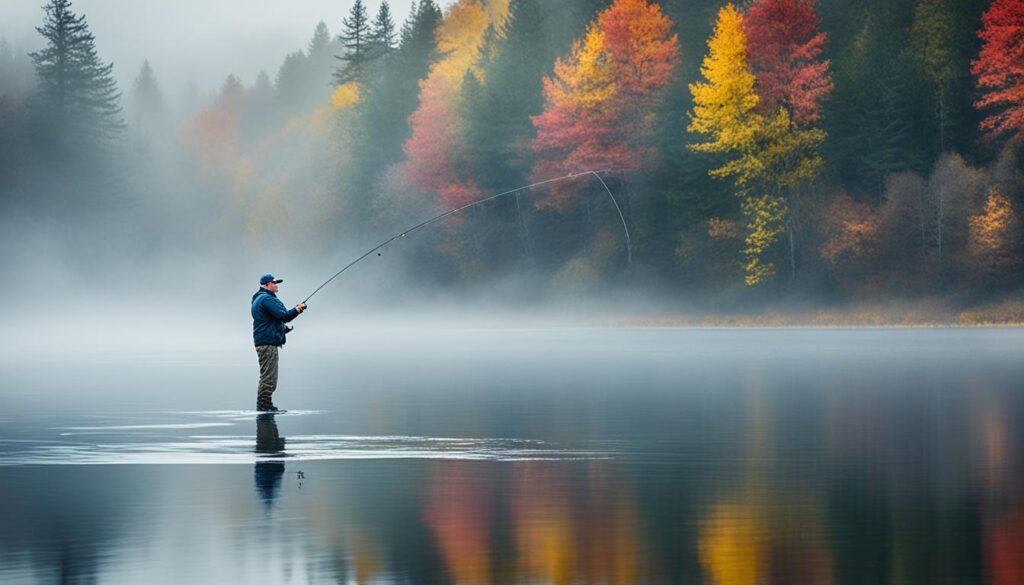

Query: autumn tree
left=971, top=0, right=1024, bottom=142
left=820, top=194, right=880, bottom=286
left=531, top=0, right=679, bottom=209
left=689, top=3, right=781, bottom=284
left=745, top=0, right=831, bottom=126
left=744, top=0, right=831, bottom=279
left=968, top=189, right=1021, bottom=283
left=404, top=0, right=507, bottom=209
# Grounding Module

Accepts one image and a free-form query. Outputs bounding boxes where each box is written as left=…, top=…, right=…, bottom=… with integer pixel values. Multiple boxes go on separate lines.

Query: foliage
left=971, top=0, right=1024, bottom=141
left=532, top=0, right=679, bottom=209
left=29, top=0, right=123, bottom=141
left=968, top=189, right=1021, bottom=282
left=745, top=0, right=831, bottom=125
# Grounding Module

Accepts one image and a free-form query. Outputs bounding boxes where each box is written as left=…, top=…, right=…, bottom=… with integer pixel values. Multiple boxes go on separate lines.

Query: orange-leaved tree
left=403, top=0, right=507, bottom=209
left=531, top=0, right=679, bottom=210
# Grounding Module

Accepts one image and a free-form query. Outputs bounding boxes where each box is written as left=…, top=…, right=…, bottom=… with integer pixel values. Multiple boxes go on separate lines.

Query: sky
left=1, top=0, right=452, bottom=106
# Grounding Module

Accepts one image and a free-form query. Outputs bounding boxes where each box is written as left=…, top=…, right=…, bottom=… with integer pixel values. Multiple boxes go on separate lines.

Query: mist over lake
left=3, top=0, right=1024, bottom=582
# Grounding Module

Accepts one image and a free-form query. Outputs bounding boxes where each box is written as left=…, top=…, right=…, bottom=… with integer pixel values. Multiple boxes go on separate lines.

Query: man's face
left=264, top=281, right=279, bottom=293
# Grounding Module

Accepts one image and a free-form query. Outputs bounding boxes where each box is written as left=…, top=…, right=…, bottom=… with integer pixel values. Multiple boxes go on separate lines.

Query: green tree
left=128, top=59, right=165, bottom=148
left=334, top=0, right=371, bottom=85
left=461, top=0, right=551, bottom=193
left=338, top=0, right=442, bottom=232
left=369, top=1, right=398, bottom=59
left=131, top=60, right=163, bottom=118
left=827, top=14, right=924, bottom=198
left=29, top=0, right=124, bottom=145
left=908, top=0, right=958, bottom=153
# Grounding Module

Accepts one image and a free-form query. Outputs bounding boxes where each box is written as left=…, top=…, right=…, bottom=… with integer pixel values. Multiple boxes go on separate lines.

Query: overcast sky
left=1, top=0, right=452, bottom=105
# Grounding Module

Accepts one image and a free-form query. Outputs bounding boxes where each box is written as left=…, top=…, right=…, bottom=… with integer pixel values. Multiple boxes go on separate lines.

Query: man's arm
left=262, top=296, right=301, bottom=323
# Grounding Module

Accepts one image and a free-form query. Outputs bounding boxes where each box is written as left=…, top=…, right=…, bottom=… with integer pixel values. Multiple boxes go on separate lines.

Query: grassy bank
left=597, top=298, right=1024, bottom=328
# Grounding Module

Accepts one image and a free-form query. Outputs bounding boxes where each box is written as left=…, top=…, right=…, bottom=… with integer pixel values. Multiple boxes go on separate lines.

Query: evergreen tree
left=461, top=0, right=550, bottom=192
left=826, top=9, right=926, bottom=197
left=339, top=0, right=442, bottom=231
left=275, top=50, right=308, bottom=110
left=309, top=20, right=331, bottom=56
left=29, top=0, right=124, bottom=144
left=369, top=1, right=398, bottom=59
left=128, top=59, right=164, bottom=148
left=334, top=0, right=371, bottom=85
left=909, top=0, right=959, bottom=153
left=399, top=0, right=419, bottom=46
left=131, top=60, right=163, bottom=118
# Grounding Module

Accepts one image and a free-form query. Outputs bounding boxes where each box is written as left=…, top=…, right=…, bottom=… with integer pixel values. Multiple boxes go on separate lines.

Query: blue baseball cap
left=260, top=273, right=283, bottom=285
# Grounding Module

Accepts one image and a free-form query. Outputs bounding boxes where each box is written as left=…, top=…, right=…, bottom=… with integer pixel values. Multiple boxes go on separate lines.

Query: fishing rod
left=302, top=169, right=632, bottom=304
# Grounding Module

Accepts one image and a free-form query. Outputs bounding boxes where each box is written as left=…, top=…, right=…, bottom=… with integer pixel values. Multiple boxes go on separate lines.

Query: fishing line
left=302, top=170, right=632, bottom=304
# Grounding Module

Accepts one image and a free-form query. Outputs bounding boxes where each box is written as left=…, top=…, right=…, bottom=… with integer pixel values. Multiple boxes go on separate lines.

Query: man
left=251, top=273, right=306, bottom=412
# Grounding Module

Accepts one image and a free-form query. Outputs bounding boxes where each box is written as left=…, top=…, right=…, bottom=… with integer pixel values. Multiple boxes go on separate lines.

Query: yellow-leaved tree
left=688, top=4, right=784, bottom=285
left=688, top=2, right=827, bottom=286
left=968, top=189, right=1021, bottom=284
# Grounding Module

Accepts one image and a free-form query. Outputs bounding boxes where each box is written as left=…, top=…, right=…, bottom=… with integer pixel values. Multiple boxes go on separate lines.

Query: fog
left=0, top=0, right=430, bottom=94
left=2, top=0, right=1022, bottom=358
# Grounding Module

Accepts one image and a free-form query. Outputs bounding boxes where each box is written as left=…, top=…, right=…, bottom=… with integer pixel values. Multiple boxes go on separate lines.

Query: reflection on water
left=254, top=414, right=286, bottom=509
left=1, top=329, right=1023, bottom=583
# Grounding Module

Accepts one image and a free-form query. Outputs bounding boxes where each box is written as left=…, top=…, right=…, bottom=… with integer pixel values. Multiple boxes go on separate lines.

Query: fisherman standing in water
left=251, top=273, right=306, bottom=412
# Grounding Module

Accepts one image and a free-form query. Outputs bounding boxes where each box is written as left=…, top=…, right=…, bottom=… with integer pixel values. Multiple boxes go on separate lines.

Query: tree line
left=2, top=0, right=1023, bottom=305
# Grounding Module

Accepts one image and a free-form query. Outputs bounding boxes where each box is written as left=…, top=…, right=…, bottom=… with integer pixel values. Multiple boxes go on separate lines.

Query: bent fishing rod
left=302, top=170, right=632, bottom=305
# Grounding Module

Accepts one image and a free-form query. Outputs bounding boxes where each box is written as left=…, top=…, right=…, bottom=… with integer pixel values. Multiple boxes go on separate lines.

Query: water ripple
left=0, top=433, right=616, bottom=465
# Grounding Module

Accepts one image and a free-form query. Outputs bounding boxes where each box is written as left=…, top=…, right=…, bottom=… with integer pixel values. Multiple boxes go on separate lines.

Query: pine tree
left=909, top=0, right=958, bottom=152
left=827, top=11, right=925, bottom=196
left=275, top=51, right=307, bottom=110
left=462, top=0, right=551, bottom=192
left=334, top=0, right=371, bottom=85
left=369, top=1, right=398, bottom=59
left=340, top=0, right=442, bottom=230
left=131, top=60, right=163, bottom=118
left=29, top=0, right=124, bottom=142
left=308, top=20, right=331, bottom=56
left=128, top=59, right=164, bottom=148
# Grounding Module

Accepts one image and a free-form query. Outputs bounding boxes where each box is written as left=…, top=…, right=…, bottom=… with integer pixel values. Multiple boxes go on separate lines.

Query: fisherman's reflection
left=255, top=413, right=286, bottom=509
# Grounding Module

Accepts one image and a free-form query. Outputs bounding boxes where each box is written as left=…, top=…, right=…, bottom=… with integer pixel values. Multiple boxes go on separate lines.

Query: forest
left=2, top=0, right=1023, bottom=317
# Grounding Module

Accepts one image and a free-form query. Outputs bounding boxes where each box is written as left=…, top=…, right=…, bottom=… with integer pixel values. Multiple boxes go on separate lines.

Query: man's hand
left=296, top=303, right=307, bottom=313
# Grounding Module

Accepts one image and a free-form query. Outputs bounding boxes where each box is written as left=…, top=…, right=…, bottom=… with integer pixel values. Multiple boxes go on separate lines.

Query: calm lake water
left=1, top=328, right=1023, bottom=584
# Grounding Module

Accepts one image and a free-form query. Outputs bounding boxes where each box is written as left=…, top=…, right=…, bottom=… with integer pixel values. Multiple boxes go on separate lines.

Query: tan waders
left=256, top=344, right=280, bottom=411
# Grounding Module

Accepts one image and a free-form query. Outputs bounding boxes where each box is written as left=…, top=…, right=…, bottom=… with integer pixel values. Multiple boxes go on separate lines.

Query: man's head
left=260, top=273, right=283, bottom=293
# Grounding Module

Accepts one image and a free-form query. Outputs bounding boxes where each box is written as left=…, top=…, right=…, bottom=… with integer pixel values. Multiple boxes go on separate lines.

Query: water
left=2, top=328, right=1023, bottom=583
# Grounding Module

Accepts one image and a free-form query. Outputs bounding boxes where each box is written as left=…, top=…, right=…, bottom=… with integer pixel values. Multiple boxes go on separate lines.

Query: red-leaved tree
left=531, top=0, right=678, bottom=209
left=971, top=0, right=1024, bottom=141
left=744, top=0, right=831, bottom=125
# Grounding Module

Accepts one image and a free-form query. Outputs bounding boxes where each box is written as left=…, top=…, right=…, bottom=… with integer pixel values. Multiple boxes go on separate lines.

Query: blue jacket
left=251, top=289, right=299, bottom=347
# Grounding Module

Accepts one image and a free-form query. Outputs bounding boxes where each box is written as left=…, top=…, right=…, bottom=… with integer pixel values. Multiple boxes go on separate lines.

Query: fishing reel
left=284, top=325, right=294, bottom=335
